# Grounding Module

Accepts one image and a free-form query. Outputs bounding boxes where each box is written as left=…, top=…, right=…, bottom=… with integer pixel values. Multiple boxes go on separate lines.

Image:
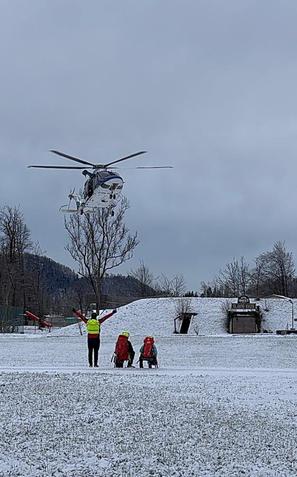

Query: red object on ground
left=115, top=335, right=129, bottom=361
left=25, top=311, right=52, bottom=329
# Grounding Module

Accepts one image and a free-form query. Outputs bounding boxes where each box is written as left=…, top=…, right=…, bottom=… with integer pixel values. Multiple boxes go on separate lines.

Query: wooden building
left=228, top=296, right=262, bottom=334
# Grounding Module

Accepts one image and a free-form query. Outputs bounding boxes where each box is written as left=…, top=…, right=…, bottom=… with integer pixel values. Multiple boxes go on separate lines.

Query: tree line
left=0, top=199, right=194, bottom=316
left=2, top=202, right=294, bottom=316
left=0, top=205, right=33, bottom=309
left=0, top=199, right=140, bottom=315
left=200, top=241, right=296, bottom=298
left=0, top=205, right=76, bottom=316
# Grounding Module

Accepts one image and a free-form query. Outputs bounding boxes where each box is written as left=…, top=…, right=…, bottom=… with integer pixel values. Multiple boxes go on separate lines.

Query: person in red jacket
left=139, top=336, right=158, bottom=368
left=114, top=331, right=135, bottom=368
left=73, top=308, right=117, bottom=367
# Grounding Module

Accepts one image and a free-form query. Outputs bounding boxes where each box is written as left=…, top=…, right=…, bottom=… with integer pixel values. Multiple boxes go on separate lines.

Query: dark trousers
left=115, top=350, right=135, bottom=368
left=88, top=336, right=100, bottom=367
left=139, top=355, right=158, bottom=368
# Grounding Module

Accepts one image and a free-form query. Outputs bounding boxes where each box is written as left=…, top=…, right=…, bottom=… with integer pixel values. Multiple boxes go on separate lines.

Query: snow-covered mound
left=51, top=297, right=297, bottom=338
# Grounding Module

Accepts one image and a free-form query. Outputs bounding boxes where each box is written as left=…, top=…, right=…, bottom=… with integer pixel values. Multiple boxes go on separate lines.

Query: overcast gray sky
left=1, top=0, right=297, bottom=290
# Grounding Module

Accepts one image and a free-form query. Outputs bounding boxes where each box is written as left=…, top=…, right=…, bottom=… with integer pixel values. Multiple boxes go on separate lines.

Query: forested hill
left=25, top=254, right=77, bottom=294
left=24, top=254, right=155, bottom=300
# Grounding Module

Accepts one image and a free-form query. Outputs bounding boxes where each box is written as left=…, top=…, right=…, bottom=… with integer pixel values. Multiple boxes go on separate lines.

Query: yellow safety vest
left=86, top=319, right=100, bottom=334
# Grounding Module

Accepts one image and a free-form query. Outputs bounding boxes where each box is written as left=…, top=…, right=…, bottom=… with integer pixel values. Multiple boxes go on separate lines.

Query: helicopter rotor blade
left=28, top=165, right=93, bottom=169
left=104, top=151, right=147, bottom=168
left=29, top=149, right=149, bottom=170
left=110, top=166, right=173, bottom=170
left=50, top=150, right=96, bottom=167
left=134, top=166, right=173, bottom=169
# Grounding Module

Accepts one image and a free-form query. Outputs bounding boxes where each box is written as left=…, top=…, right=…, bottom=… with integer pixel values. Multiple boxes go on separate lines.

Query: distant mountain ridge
left=25, top=253, right=77, bottom=294
left=24, top=253, right=155, bottom=301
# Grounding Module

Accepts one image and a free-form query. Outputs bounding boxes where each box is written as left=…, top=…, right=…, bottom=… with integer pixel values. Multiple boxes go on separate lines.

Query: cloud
left=1, top=0, right=297, bottom=289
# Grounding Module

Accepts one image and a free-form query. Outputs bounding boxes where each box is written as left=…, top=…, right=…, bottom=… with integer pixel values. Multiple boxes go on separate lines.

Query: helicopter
left=28, top=149, right=172, bottom=215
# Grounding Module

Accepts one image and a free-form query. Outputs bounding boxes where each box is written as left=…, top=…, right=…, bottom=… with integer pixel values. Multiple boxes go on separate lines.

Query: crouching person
left=114, top=331, right=135, bottom=368
left=139, top=336, right=158, bottom=368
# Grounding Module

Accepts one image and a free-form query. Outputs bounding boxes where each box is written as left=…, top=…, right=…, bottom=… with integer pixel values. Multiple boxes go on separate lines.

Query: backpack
left=142, top=337, right=154, bottom=359
left=115, top=335, right=129, bottom=361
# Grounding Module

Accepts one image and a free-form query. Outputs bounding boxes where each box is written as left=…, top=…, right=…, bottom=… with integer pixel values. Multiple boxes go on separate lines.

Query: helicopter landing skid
left=59, top=191, right=87, bottom=215
left=60, top=200, right=100, bottom=215
left=59, top=205, right=82, bottom=214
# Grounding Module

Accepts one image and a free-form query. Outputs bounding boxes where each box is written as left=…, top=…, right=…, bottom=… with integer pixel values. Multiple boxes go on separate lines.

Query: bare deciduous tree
left=171, top=274, right=186, bottom=297
left=0, top=205, right=32, bottom=306
left=64, top=198, right=139, bottom=311
left=249, top=255, right=266, bottom=298
left=174, top=297, right=194, bottom=316
left=155, top=273, right=186, bottom=297
left=252, top=241, right=295, bottom=296
left=155, top=274, right=172, bottom=296
left=200, top=277, right=224, bottom=297
left=218, top=257, right=250, bottom=297
left=129, top=261, right=155, bottom=297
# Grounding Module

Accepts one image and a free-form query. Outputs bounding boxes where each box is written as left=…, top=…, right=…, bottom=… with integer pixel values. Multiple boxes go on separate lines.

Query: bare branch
left=64, top=198, right=139, bottom=310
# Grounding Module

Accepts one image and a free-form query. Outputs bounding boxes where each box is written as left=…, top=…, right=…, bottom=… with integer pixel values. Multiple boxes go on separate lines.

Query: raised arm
left=99, top=309, right=117, bottom=324
left=72, top=308, right=87, bottom=324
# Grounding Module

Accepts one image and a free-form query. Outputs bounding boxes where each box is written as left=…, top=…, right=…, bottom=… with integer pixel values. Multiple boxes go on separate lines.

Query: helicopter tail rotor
left=68, top=188, right=76, bottom=200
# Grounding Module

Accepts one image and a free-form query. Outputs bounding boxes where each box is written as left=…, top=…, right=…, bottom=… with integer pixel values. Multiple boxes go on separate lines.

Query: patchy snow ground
left=1, top=327, right=297, bottom=476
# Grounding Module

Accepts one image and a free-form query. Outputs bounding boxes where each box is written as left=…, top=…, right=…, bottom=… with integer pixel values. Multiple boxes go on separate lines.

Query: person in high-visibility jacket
left=73, top=308, right=117, bottom=367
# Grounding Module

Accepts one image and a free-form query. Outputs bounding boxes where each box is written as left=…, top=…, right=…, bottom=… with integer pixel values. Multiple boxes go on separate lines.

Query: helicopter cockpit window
left=101, top=182, right=111, bottom=189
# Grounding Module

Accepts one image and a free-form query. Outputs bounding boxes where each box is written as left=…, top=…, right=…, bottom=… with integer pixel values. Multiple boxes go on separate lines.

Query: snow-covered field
left=1, top=298, right=297, bottom=476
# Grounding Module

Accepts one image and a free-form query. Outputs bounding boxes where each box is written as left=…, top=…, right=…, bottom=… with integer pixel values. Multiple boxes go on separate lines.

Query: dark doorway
left=180, top=316, right=191, bottom=334
left=230, top=315, right=257, bottom=333
left=174, top=312, right=197, bottom=334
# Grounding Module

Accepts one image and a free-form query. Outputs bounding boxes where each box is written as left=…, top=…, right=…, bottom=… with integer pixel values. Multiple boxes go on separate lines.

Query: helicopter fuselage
left=83, top=169, right=124, bottom=209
